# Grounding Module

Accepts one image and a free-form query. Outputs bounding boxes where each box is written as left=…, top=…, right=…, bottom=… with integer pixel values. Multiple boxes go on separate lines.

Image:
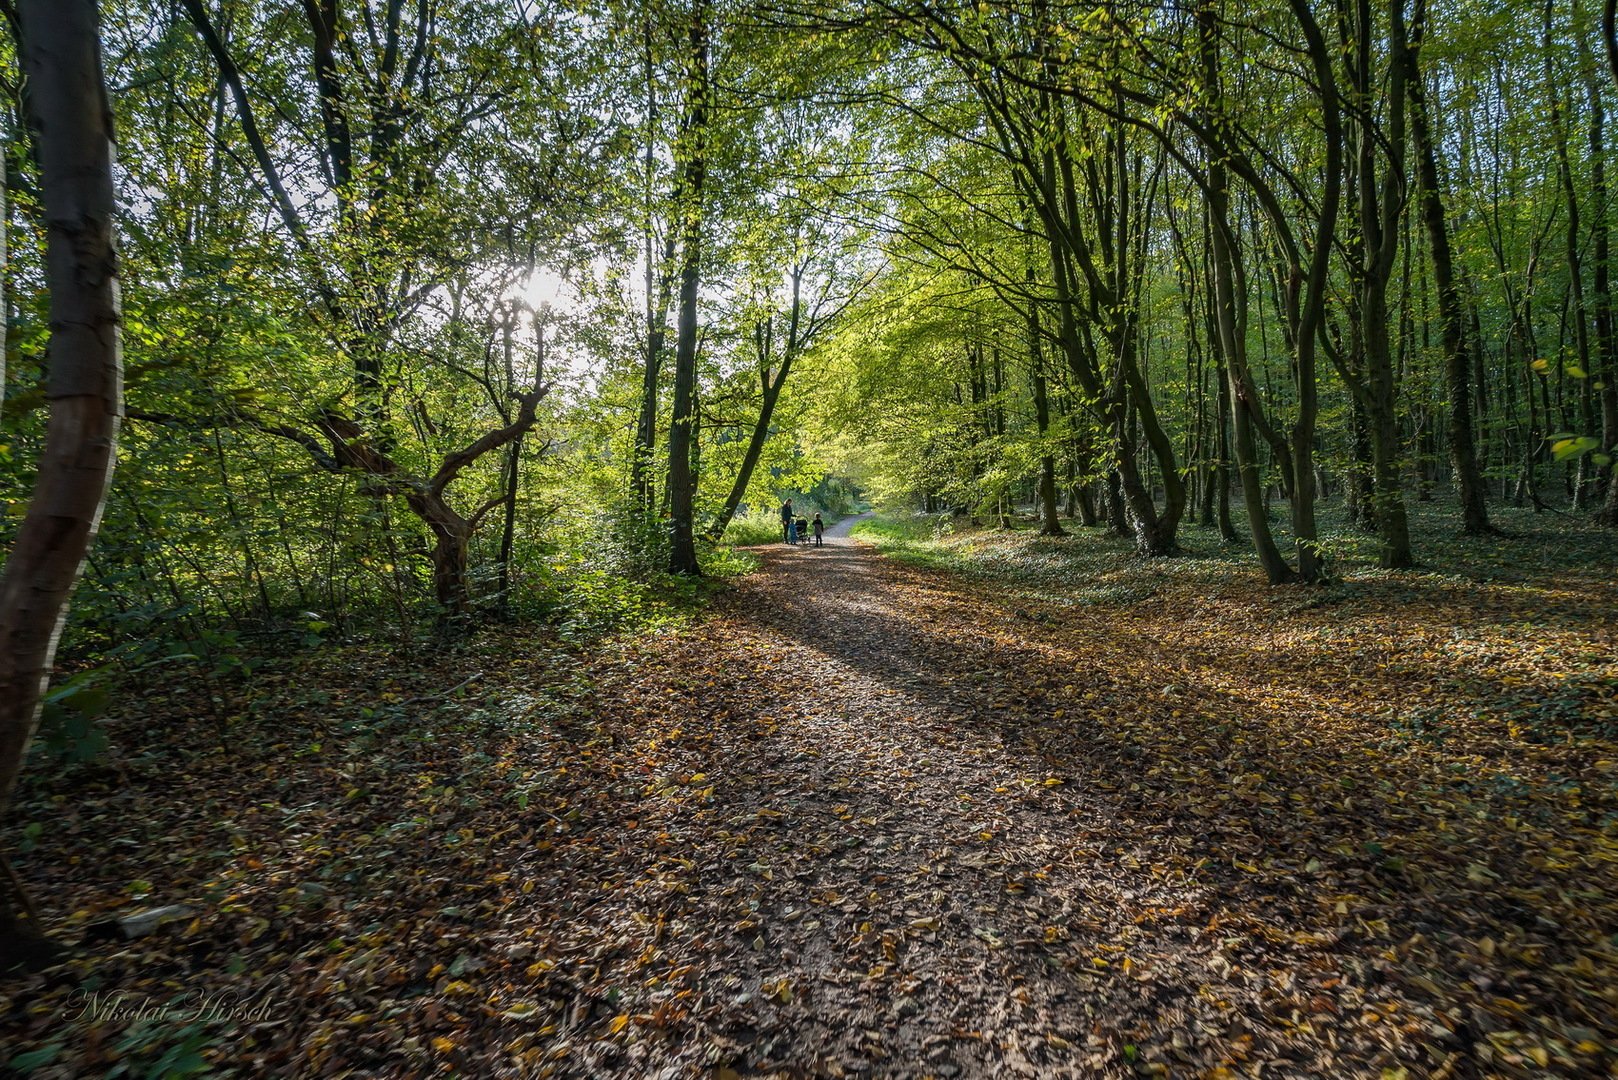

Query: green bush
left=723, top=509, right=788, bottom=546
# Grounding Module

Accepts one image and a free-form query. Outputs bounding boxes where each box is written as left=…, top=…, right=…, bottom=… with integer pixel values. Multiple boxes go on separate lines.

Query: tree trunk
left=1403, top=0, right=1491, bottom=534
left=1214, top=350, right=1239, bottom=542
left=1575, top=3, right=1618, bottom=520
left=1033, top=369, right=1063, bottom=536
left=665, top=0, right=707, bottom=576
left=1028, top=300, right=1064, bottom=536
left=631, top=17, right=675, bottom=509
left=408, top=492, right=474, bottom=616
left=1350, top=0, right=1413, bottom=569
left=1077, top=484, right=1099, bottom=526
left=1346, top=395, right=1377, bottom=528
left=1200, top=0, right=1296, bottom=582
left=1364, top=302, right=1413, bottom=566
left=1208, top=185, right=1293, bottom=580
left=705, top=375, right=782, bottom=543
left=707, top=269, right=808, bottom=543
left=0, top=0, right=122, bottom=960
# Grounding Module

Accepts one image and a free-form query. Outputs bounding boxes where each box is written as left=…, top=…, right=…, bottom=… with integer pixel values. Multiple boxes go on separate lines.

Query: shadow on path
left=528, top=528, right=1594, bottom=1078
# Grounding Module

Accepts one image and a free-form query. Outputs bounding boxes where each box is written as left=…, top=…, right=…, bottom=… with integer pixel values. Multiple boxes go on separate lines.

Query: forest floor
left=3, top=505, right=1617, bottom=1079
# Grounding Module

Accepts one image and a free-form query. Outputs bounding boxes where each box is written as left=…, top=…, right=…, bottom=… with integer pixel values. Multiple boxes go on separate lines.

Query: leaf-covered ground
left=4, top=508, right=1617, bottom=1078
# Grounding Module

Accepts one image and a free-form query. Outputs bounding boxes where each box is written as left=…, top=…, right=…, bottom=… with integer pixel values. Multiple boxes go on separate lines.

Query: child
left=812, top=513, right=825, bottom=547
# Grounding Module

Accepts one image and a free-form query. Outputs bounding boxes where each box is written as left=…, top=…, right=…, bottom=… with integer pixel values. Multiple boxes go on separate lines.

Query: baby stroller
left=794, top=517, right=810, bottom=545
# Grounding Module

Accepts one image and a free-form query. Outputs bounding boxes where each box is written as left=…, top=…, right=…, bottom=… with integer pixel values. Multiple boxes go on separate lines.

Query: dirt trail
left=10, top=518, right=1613, bottom=1078
left=548, top=533, right=1389, bottom=1078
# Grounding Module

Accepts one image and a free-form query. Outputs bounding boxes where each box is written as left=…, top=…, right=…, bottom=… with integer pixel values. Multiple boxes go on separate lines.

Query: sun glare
left=513, top=267, right=569, bottom=313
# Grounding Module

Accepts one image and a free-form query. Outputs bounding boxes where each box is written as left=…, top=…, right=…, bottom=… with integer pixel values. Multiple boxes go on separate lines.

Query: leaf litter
left=2, top=524, right=1616, bottom=1078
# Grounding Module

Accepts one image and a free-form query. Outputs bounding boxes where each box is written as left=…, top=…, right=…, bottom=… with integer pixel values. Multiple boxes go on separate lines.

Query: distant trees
left=793, top=0, right=1618, bottom=573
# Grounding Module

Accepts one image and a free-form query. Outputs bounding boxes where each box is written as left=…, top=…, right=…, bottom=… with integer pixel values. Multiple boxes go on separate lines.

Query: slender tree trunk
left=1364, top=296, right=1413, bottom=565
left=1284, top=0, right=1343, bottom=583
left=1573, top=1, right=1618, bottom=522
left=0, top=0, right=122, bottom=960
left=1032, top=367, right=1063, bottom=536
left=1346, top=393, right=1377, bottom=528
left=1206, top=337, right=1237, bottom=542
left=706, top=278, right=802, bottom=542
left=665, top=1, right=707, bottom=576
left=1028, top=288, right=1064, bottom=536
left=1201, top=0, right=1296, bottom=581
left=1404, top=0, right=1491, bottom=533
left=496, top=432, right=522, bottom=616
left=634, top=266, right=676, bottom=509
left=1208, top=166, right=1294, bottom=581
left=1349, top=0, right=1413, bottom=568
left=1077, top=483, right=1099, bottom=526
left=1102, top=471, right=1126, bottom=535
left=1545, top=0, right=1598, bottom=508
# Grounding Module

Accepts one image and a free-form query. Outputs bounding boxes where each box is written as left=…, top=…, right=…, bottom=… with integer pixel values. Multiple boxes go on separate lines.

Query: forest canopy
left=2, top=0, right=1614, bottom=631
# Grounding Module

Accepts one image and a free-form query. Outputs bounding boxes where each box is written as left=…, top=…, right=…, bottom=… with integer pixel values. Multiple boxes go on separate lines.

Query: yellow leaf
left=608, top=1014, right=630, bottom=1035
left=1527, top=1046, right=1549, bottom=1067
left=432, top=1036, right=456, bottom=1053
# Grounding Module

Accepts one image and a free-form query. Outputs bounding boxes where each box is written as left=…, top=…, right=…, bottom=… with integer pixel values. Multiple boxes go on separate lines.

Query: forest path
left=553, top=532, right=1379, bottom=1078
left=9, top=518, right=1605, bottom=1080
left=821, top=510, right=873, bottom=540
left=11, top=516, right=1612, bottom=1079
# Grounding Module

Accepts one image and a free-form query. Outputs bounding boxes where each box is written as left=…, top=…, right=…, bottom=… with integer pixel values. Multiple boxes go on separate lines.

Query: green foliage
left=36, top=670, right=112, bottom=765
left=723, top=509, right=789, bottom=546
left=109, top=1016, right=219, bottom=1079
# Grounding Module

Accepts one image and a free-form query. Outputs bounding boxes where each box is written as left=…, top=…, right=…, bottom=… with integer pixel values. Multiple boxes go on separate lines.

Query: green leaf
left=8, top=1044, right=63, bottom=1072
left=1550, top=436, right=1599, bottom=461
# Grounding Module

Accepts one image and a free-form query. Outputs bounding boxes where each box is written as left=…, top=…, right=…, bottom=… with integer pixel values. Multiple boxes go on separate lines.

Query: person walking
left=780, top=500, right=793, bottom=544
